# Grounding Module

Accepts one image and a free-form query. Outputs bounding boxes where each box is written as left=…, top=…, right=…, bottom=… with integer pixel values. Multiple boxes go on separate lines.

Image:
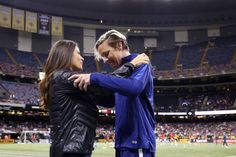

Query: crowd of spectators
left=0, top=81, right=39, bottom=105
left=0, top=121, right=49, bottom=134
left=156, top=62, right=236, bottom=80
left=156, top=121, right=236, bottom=142
left=1, top=35, right=236, bottom=80
left=96, top=125, right=115, bottom=142
left=1, top=79, right=235, bottom=111
left=0, top=62, right=39, bottom=79
left=0, top=36, right=236, bottom=111
left=157, top=94, right=236, bottom=112
left=1, top=120, right=235, bottom=142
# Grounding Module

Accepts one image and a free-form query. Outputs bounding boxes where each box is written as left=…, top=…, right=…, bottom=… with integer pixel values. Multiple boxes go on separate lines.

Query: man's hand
left=68, top=74, right=91, bottom=91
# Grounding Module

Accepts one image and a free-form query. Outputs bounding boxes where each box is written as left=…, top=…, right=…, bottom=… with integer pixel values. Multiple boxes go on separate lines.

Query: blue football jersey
left=90, top=54, right=156, bottom=152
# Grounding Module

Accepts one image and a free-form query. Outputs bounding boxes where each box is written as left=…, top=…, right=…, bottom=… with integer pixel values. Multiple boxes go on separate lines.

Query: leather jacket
left=49, top=63, right=135, bottom=157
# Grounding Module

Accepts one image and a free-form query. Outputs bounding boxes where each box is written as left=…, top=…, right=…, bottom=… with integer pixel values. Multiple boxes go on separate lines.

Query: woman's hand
left=68, top=74, right=91, bottom=91
left=130, top=53, right=150, bottom=67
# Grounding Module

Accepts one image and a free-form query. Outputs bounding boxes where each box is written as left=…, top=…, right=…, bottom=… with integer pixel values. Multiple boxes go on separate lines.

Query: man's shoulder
left=131, top=64, right=153, bottom=78
left=134, top=64, right=152, bottom=73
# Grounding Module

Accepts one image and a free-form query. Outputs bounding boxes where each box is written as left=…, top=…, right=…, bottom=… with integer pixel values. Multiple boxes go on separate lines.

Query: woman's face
left=71, top=46, right=84, bottom=71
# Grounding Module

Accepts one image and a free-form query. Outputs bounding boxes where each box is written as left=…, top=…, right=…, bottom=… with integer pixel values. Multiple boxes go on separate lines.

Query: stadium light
left=195, top=110, right=236, bottom=115
left=157, top=112, right=187, bottom=115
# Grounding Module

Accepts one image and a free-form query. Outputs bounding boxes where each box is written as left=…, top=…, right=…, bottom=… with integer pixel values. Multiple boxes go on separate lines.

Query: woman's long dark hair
left=39, top=40, right=77, bottom=109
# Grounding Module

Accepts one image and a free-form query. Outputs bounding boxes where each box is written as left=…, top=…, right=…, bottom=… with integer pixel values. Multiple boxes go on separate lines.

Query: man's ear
left=116, top=41, right=123, bottom=51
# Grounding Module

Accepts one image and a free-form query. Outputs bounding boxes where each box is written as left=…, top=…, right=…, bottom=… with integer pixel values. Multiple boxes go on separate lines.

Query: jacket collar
left=121, top=53, right=138, bottom=64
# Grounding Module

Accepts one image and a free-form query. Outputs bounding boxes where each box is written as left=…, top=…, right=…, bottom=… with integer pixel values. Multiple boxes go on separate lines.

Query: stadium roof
left=1, top=0, right=236, bottom=27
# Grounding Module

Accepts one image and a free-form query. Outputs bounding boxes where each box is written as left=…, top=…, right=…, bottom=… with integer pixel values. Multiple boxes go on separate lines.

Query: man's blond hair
left=94, top=29, right=129, bottom=62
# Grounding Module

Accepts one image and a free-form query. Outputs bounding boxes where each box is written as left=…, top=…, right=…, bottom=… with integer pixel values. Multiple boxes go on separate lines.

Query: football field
left=0, top=143, right=236, bottom=157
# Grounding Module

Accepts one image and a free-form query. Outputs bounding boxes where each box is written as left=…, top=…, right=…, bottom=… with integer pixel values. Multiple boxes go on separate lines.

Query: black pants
left=64, top=153, right=91, bottom=157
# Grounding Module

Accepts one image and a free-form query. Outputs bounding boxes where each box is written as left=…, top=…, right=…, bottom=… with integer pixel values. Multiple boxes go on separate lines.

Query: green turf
left=0, top=143, right=236, bottom=157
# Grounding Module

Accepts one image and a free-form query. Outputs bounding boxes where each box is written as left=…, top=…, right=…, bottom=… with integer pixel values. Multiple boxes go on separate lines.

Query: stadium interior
left=0, top=0, right=236, bottom=157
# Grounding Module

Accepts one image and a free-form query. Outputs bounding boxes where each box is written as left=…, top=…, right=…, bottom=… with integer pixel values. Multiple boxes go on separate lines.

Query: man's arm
left=86, top=62, right=136, bottom=107
left=90, top=64, right=151, bottom=97
left=70, top=53, right=149, bottom=90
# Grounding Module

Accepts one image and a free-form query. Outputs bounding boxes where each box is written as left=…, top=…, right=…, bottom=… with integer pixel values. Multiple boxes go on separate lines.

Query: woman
left=39, top=40, right=149, bottom=157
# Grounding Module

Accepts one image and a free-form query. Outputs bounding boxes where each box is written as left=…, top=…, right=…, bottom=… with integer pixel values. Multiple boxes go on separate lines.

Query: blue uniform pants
left=116, top=149, right=155, bottom=157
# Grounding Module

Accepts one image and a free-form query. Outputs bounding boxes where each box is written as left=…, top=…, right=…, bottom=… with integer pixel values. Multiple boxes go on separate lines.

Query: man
left=70, top=30, right=156, bottom=157
left=223, top=133, right=228, bottom=147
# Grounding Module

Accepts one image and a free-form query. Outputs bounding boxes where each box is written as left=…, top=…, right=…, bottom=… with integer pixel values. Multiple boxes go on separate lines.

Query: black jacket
left=49, top=63, right=134, bottom=157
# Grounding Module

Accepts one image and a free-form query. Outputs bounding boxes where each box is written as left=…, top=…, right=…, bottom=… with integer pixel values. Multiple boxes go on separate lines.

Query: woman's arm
left=111, top=53, right=149, bottom=78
